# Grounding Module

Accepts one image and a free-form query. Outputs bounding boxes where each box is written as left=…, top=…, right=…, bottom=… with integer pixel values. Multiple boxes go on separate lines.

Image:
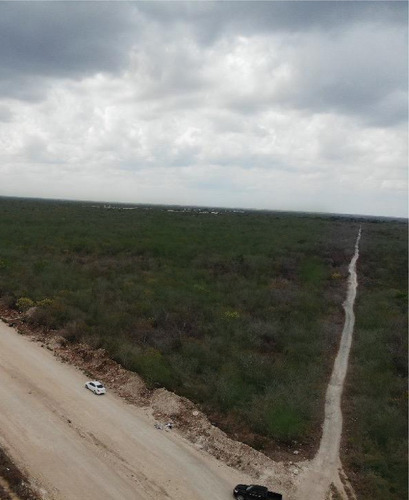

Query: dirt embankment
left=0, top=307, right=298, bottom=500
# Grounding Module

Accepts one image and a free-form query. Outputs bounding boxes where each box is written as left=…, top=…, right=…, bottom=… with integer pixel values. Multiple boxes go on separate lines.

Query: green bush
left=133, top=348, right=174, bottom=388
left=16, top=297, right=34, bottom=312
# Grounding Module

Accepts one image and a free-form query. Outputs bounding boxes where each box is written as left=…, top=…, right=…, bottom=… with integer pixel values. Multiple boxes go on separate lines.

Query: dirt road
left=0, top=320, right=250, bottom=500
left=295, top=228, right=361, bottom=499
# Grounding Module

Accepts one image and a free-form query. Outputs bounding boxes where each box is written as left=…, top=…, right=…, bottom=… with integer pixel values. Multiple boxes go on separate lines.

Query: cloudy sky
left=0, top=1, right=407, bottom=217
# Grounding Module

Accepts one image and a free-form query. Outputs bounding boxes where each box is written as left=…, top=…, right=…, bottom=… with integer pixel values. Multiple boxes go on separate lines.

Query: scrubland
left=0, top=197, right=406, bottom=498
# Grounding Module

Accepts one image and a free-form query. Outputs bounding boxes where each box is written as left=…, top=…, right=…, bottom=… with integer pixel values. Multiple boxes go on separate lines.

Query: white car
left=85, top=381, right=106, bottom=395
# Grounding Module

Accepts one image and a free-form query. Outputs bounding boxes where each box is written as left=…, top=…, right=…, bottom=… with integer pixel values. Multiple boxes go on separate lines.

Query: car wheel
left=237, top=496, right=244, bottom=500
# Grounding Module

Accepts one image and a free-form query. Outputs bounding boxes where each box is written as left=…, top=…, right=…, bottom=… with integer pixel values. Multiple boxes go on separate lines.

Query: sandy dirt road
left=0, top=320, right=250, bottom=500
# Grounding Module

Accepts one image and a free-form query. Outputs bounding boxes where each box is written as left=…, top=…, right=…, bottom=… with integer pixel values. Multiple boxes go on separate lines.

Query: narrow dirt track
left=296, top=228, right=361, bottom=499
left=0, top=321, right=250, bottom=500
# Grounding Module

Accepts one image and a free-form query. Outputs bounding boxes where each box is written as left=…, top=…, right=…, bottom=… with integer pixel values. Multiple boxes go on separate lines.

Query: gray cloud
left=0, top=2, right=136, bottom=99
left=274, top=23, right=408, bottom=126
left=137, top=1, right=407, bottom=42
left=0, top=1, right=406, bottom=127
left=139, top=3, right=407, bottom=127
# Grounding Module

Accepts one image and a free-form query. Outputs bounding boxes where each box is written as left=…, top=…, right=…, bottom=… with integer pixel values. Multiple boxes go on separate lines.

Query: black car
left=233, top=484, right=283, bottom=500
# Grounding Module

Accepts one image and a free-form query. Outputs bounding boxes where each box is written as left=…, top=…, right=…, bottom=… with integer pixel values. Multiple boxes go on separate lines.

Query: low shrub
left=16, top=297, right=34, bottom=312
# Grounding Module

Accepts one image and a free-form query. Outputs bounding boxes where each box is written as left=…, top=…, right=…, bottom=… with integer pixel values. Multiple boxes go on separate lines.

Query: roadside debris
left=154, top=422, right=174, bottom=431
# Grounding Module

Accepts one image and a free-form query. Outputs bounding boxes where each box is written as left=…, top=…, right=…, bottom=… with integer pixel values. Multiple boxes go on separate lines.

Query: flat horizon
left=1, top=194, right=407, bottom=222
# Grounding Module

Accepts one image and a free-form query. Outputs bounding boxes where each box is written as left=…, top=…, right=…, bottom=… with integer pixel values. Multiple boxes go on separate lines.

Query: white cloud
left=0, top=2, right=407, bottom=217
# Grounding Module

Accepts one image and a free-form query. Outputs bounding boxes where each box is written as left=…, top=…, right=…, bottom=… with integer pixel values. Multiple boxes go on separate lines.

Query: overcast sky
left=0, top=1, right=407, bottom=217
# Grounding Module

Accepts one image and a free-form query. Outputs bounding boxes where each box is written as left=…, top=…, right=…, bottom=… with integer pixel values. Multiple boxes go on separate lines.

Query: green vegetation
left=0, top=197, right=406, bottom=498
left=343, top=221, right=408, bottom=500
left=0, top=198, right=356, bottom=439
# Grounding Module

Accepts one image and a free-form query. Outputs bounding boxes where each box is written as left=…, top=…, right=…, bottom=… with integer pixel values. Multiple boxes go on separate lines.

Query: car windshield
left=96, top=384, right=104, bottom=388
